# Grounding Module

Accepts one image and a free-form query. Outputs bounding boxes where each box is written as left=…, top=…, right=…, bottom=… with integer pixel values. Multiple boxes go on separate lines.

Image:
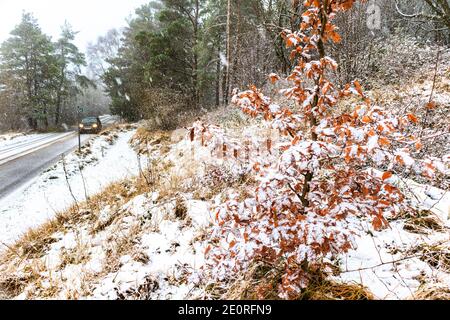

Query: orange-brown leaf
left=382, top=171, right=393, bottom=181
left=379, top=137, right=391, bottom=146
left=267, top=139, right=272, bottom=154
left=354, top=81, right=364, bottom=96
left=407, top=113, right=418, bottom=123
left=395, top=155, right=405, bottom=166
left=330, top=31, right=342, bottom=43
left=372, top=217, right=383, bottom=231
left=362, top=116, right=371, bottom=124
left=426, top=101, right=436, bottom=110
left=415, top=141, right=423, bottom=151
left=269, top=73, right=280, bottom=84
left=286, top=35, right=297, bottom=48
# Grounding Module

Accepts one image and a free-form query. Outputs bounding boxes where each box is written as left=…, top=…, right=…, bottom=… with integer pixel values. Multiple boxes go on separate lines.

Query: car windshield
left=81, top=117, right=98, bottom=124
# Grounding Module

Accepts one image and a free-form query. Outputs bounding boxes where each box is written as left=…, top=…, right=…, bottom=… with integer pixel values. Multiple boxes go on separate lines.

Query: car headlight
left=93, top=124, right=98, bottom=128
left=79, top=124, right=84, bottom=128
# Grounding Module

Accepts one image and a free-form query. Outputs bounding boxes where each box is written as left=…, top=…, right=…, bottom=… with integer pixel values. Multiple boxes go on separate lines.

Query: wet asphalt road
left=0, top=133, right=95, bottom=200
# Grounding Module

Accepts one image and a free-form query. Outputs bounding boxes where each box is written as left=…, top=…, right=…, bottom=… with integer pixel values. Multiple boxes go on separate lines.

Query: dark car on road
left=79, top=117, right=103, bottom=134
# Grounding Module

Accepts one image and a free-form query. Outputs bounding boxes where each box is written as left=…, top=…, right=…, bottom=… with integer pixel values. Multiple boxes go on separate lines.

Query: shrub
left=139, top=88, right=196, bottom=131
left=189, top=0, right=446, bottom=299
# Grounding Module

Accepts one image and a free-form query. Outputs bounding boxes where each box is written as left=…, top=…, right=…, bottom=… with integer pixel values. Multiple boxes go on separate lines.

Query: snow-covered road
left=0, top=115, right=120, bottom=199
left=0, top=132, right=76, bottom=166
left=0, top=127, right=140, bottom=246
left=0, top=133, right=95, bottom=199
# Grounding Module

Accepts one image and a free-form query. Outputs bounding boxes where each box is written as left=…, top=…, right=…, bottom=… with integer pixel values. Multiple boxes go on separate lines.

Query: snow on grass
left=404, top=181, right=450, bottom=225
left=10, top=190, right=211, bottom=299
left=332, top=169, right=450, bottom=299
left=0, top=128, right=140, bottom=246
left=1, top=130, right=215, bottom=300
left=335, top=218, right=449, bottom=300
left=155, top=126, right=450, bottom=300
left=369, top=168, right=450, bottom=224
left=1, top=124, right=449, bottom=300
left=91, top=196, right=210, bottom=300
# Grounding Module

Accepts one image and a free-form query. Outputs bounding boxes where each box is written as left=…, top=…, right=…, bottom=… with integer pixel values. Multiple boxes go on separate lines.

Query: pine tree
left=0, top=13, right=57, bottom=129
left=54, top=23, right=91, bottom=126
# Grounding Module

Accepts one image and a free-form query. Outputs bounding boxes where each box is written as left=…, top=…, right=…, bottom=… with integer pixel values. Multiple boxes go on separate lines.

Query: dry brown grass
left=100, top=123, right=137, bottom=136
left=1, top=213, right=72, bottom=264
left=0, top=174, right=155, bottom=299
left=130, top=127, right=172, bottom=155
left=0, top=122, right=229, bottom=299
left=0, top=258, right=49, bottom=299
left=221, top=261, right=373, bottom=301
left=88, top=179, right=150, bottom=232
left=174, top=197, right=188, bottom=220
left=0, top=272, right=36, bottom=298
left=402, top=210, right=446, bottom=235
left=59, top=244, right=91, bottom=270
left=117, top=275, right=159, bottom=300
left=414, top=284, right=450, bottom=300
left=222, top=263, right=282, bottom=300
left=191, top=164, right=255, bottom=201
left=407, top=241, right=450, bottom=273
left=299, top=279, right=374, bottom=301
left=102, top=223, right=144, bottom=275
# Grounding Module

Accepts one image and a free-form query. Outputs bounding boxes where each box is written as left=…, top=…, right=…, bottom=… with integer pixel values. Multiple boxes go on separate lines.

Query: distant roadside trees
left=0, top=13, right=96, bottom=131
left=87, top=0, right=448, bottom=130
left=93, top=0, right=291, bottom=126
left=0, top=13, right=56, bottom=130
left=100, top=1, right=206, bottom=125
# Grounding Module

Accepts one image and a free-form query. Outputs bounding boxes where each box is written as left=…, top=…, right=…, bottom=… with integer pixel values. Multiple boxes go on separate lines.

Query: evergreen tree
left=54, top=23, right=92, bottom=126
left=0, top=13, right=57, bottom=129
left=103, top=3, right=158, bottom=122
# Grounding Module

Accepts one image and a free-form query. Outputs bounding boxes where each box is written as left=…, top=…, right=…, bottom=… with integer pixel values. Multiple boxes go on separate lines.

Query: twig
left=420, top=48, right=442, bottom=139
left=341, top=253, right=428, bottom=274
left=62, top=155, right=79, bottom=211
left=0, top=241, right=21, bottom=259
left=428, top=48, right=441, bottom=104
left=78, top=162, right=89, bottom=202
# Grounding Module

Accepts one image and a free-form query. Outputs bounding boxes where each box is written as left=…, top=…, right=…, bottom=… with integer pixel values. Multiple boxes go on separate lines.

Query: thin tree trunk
left=192, top=0, right=200, bottom=109
left=225, top=0, right=232, bottom=105
left=300, top=0, right=329, bottom=208
left=55, top=69, right=65, bottom=126
left=216, top=42, right=221, bottom=107
left=231, top=0, right=241, bottom=92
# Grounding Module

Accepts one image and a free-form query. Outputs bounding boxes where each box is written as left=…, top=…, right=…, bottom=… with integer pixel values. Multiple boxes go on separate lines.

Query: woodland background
left=0, top=0, right=449, bottom=132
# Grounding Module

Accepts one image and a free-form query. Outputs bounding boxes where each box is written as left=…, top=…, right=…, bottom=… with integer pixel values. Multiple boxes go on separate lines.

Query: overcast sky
left=0, top=0, right=150, bottom=52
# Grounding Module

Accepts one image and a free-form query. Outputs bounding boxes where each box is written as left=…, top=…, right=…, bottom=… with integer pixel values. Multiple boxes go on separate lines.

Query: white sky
left=0, top=0, right=150, bottom=52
